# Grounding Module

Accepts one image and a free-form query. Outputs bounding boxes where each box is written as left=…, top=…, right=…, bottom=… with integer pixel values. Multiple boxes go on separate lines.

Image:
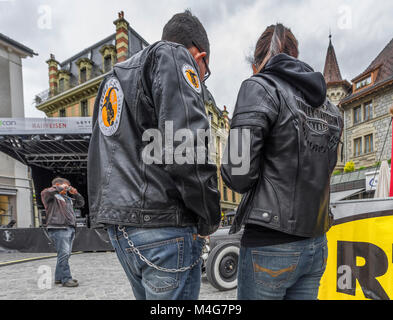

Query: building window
left=353, top=106, right=362, bottom=124
left=0, top=196, right=13, bottom=226
left=364, top=134, right=373, bottom=154
left=232, top=190, right=236, bottom=203
left=80, top=67, right=87, bottom=83
left=223, top=186, right=228, bottom=202
left=208, top=111, right=213, bottom=124
left=355, top=75, right=372, bottom=90
left=59, top=109, right=66, bottom=117
left=354, top=137, right=362, bottom=157
left=58, top=78, right=65, bottom=92
left=364, top=101, right=373, bottom=121
left=104, top=55, right=112, bottom=73
left=216, top=136, right=221, bottom=157
left=81, top=100, right=88, bottom=117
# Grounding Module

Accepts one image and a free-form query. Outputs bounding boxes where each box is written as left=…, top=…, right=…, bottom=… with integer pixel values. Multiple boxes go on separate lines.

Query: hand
left=69, top=187, right=78, bottom=195
left=197, top=235, right=209, bottom=239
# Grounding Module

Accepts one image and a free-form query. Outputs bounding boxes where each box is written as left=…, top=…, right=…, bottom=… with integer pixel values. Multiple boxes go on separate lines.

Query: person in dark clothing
left=221, top=24, right=343, bottom=300
left=88, top=10, right=220, bottom=300
left=41, top=177, right=85, bottom=287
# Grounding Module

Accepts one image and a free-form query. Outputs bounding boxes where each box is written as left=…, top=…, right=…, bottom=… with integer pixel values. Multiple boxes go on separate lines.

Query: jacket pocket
left=230, top=185, right=257, bottom=234
left=248, top=208, right=273, bottom=224
left=47, top=209, right=67, bottom=226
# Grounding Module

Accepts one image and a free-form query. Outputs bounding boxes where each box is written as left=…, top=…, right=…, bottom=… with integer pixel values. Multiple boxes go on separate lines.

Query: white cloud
left=0, top=0, right=392, bottom=117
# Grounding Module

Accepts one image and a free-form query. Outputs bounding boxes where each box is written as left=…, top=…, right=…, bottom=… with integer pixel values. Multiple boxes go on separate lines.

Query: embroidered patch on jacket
left=182, top=64, right=201, bottom=94
left=98, top=77, right=124, bottom=136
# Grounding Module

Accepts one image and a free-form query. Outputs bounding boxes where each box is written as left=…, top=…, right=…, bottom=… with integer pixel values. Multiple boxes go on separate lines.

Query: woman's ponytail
left=254, top=23, right=298, bottom=73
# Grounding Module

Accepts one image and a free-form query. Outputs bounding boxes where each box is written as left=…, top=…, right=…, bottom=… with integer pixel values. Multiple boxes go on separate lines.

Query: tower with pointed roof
left=323, top=34, right=350, bottom=171
left=323, top=34, right=351, bottom=106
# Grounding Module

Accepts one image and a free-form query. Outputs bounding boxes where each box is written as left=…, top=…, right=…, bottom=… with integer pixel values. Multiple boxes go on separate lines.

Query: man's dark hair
left=162, top=10, right=210, bottom=58
left=52, top=177, right=70, bottom=186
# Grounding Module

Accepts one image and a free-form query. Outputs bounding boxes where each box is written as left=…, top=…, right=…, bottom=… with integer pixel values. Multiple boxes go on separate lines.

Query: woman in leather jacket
left=221, top=24, right=343, bottom=300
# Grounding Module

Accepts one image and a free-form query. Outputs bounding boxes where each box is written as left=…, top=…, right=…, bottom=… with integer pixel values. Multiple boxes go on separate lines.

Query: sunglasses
left=192, top=41, right=211, bottom=82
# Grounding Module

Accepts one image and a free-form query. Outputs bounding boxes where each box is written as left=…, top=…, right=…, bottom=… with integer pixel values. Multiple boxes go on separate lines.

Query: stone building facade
left=0, top=33, right=36, bottom=227
left=323, top=35, right=393, bottom=171
left=204, top=90, right=241, bottom=214
left=36, top=11, right=148, bottom=118
left=340, top=38, right=393, bottom=169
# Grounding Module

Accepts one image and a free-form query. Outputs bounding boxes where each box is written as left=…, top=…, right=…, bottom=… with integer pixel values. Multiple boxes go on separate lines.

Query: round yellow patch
left=102, top=87, right=118, bottom=128
left=182, top=64, right=201, bottom=94
left=98, top=77, right=124, bottom=136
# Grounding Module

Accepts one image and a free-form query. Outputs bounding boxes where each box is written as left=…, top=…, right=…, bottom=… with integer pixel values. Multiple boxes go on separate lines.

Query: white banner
left=0, top=118, right=92, bottom=135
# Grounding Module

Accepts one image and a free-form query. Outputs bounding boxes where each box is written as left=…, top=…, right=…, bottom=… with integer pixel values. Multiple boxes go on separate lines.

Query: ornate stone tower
left=323, top=34, right=351, bottom=106
left=323, top=34, right=351, bottom=171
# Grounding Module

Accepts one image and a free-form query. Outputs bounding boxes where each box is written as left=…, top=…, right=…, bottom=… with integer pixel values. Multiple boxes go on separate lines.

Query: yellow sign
left=318, top=215, right=393, bottom=300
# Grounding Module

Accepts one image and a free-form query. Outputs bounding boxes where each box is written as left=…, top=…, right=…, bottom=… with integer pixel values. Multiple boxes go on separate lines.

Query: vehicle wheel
left=206, top=242, right=239, bottom=291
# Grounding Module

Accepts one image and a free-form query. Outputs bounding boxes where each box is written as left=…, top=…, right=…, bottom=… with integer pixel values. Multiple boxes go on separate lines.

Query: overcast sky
left=1, top=0, right=393, bottom=118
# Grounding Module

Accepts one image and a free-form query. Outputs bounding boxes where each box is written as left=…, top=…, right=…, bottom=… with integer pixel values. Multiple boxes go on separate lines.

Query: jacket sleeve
left=221, top=79, right=279, bottom=194
left=40, top=186, right=63, bottom=208
left=150, top=44, right=221, bottom=236
left=71, top=193, right=85, bottom=209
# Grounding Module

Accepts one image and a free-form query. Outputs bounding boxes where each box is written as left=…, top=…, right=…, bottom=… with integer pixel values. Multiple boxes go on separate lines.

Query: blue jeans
left=47, top=227, right=75, bottom=284
left=107, top=225, right=205, bottom=300
left=237, top=235, right=328, bottom=300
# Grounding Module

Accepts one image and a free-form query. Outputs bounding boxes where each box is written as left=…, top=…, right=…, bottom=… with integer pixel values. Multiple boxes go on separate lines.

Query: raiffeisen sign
left=0, top=118, right=92, bottom=135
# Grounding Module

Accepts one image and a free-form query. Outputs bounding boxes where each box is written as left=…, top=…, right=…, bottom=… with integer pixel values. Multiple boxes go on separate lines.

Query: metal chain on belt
left=118, top=226, right=205, bottom=273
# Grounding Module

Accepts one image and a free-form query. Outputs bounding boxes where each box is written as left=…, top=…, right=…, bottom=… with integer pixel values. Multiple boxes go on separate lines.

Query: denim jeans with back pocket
left=107, top=225, right=205, bottom=300
left=237, top=235, right=328, bottom=300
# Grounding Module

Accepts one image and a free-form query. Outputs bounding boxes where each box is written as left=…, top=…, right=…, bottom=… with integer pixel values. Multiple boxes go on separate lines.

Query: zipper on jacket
left=289, top=118, right=301, bottom=231
left=136, top=86, right=148, bottom=210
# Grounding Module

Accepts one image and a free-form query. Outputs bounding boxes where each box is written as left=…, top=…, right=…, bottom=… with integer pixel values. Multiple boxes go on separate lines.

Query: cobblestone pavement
left=0, top=252, right=237, bottom=300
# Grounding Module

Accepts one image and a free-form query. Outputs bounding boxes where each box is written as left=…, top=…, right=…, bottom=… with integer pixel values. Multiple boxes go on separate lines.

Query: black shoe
left=56, top=279, right=77, bottom=285
left=62, top=279, right=79, bottom=287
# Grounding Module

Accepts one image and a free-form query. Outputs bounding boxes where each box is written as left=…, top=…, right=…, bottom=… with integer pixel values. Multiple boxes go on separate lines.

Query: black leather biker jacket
left=221, top=53, right=343, bottom=237
left=88, top=41, right=221, bottom=236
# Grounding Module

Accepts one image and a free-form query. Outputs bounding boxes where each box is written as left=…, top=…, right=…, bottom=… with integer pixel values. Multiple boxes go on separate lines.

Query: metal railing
left=34, top=89, right=50, bottom=105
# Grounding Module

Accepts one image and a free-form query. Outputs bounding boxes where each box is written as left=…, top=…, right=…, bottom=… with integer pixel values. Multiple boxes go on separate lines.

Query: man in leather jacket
left=41, top=177, right=84, bottom=287
left=87, top=10, right=221, bottom=300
